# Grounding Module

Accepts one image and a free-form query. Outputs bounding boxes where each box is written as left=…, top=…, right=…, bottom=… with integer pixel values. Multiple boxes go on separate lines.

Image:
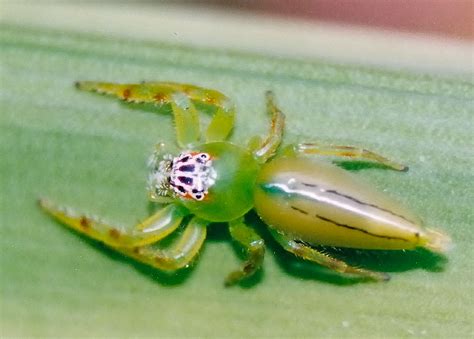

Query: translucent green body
left=39, top=81, right=451, bottom=285
left=179, top=142, right=260, bottom=222
left=254, top=157, right=435, bottom=250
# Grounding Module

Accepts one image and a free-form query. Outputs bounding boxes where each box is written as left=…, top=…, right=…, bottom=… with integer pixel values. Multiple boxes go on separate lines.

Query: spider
left=39, top=81, right=451, bottom=285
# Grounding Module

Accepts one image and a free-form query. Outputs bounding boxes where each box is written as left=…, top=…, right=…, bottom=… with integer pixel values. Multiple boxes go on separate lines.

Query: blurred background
left=190, top=0, right=473, bottom=40
left=2, top=0, right=473, bottom=75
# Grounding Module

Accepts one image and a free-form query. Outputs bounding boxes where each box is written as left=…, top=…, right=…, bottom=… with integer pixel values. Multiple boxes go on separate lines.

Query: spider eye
left=167, top=151, right=214, bottom=201
left=178, top=176, right=193, bottom=185
left=179, top=155, right=190, bottom=163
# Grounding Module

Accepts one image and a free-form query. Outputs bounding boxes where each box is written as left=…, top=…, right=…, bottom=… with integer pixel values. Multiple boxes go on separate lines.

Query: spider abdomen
left=254, top=156, right=449, bottom=252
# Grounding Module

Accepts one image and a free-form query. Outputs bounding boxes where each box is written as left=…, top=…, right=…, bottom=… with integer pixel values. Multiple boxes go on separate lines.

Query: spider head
left=149, top=142, right=260, bottom=221
left=147, top=144, right=216, bottom=203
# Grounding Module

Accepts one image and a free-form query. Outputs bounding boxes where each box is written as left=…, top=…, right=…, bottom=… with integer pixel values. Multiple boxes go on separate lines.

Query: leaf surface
left=1, top=24, right=473, bottom=338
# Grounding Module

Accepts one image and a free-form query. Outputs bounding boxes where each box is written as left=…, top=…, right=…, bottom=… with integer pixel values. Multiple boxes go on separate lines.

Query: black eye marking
left=168, top=151, right=214, bottom=200
left=178, top=164, right=195, bottom=172
left=178, top=155, right=190, bottom=163
left=178, top=176, right=193, bottom=185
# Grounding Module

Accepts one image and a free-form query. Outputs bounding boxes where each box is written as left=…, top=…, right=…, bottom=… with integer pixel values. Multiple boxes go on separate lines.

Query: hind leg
left=225, top=218, right=265, bottom=286
left=285, top=142, right=408, bottom=171
left=269, top=229, right=389, bottom=282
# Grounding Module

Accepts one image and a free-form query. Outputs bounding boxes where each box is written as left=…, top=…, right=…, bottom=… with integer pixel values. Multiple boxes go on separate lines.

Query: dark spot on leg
left=79, top=216, right=90, bottom=229
left=204, top=96, right=216, bottom=105
left=109, top=228, right=121, bottom=239
left=154, top=256, right=167, bottom=265
left=243, top=263, right=255, bottom=274
left=123, top=88, right=131, bottom=99
left=182, top=87, right=193, bottom=95
left=154, top=93, right=168, bottom=103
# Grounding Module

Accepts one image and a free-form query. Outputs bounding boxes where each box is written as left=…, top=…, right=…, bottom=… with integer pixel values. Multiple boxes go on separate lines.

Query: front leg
left=285, top=142, right=408, bottom=171
left=75, top=81, right=235, bottom=146
left=225, top=218, right=265, bottom=286
left=269, top=229, right=390, bottom=282
left=122, top=217, right=208, bottom=271
left=38, top=198, right=188, bottom=248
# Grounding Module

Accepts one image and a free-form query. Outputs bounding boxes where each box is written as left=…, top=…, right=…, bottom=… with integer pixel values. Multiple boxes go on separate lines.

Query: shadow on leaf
left=244, top=211, right=448, bottom=286
left=334, top=160, right=405, bottom=172
left=47, top=196, right=448, bottom=288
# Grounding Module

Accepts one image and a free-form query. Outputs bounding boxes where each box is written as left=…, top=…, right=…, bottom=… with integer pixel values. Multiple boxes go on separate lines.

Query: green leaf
left=1, top=24, right=473, bottom=338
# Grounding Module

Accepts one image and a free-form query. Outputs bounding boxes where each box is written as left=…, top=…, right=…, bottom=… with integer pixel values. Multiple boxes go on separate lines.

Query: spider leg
left=225, top=218, right=265, bottom=286
left=269, top=228, right=390, bottom=282
left=253, top=91, right=285, bottom=163
left=38, top=198, right=188, bottom=248
left=75, top=81, right=235, bottom=146
left=169, top=92, right=200, bottom=147
left=120, top=216, right=208, bottom=271
left=284, top=142, right=408, bottom=171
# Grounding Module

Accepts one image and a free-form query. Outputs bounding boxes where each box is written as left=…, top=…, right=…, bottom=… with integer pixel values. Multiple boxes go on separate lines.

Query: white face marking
left=169, top=152, right=216, bottom=201
left=147, top=151, right=216, bottom=201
